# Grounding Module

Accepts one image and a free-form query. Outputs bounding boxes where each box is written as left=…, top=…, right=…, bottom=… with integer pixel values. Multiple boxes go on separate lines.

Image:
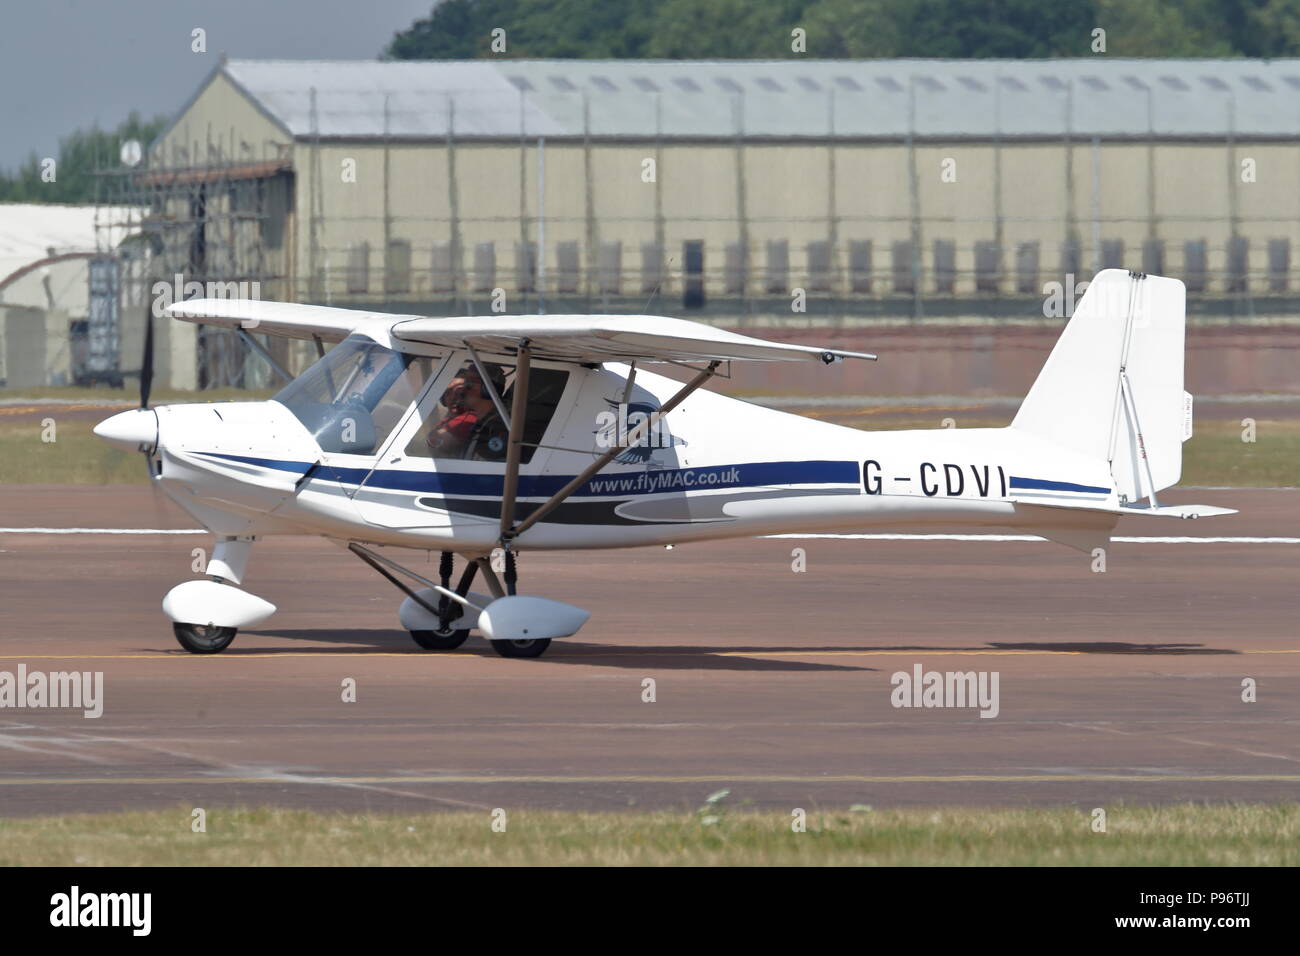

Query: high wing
left=165, top=298, right=402, bottom=343
left=390, top=314, right=877, bottom=364
left=165, top=299, right=877, bottom=364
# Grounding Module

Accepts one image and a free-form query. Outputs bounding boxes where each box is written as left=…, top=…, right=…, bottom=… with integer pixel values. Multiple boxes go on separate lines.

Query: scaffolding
left=93, top=136, right=292, bottom=391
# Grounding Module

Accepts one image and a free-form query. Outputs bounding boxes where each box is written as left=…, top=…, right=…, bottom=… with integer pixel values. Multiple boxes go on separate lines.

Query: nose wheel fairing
left=161, top=580, right=276, bottom=630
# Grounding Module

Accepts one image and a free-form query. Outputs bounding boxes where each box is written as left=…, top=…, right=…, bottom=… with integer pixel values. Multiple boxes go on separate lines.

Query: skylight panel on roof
left=796, top=76, right=821, bottom=91
left=998, top=76, right=1027, bottom=91
left=756, top=77, right=784, bottom=92
left=674, top=77, right=701, bottom=92
left=1242, top=76, right=1271, bottom=91
left=716, top=77, right=742, bottom=93
left=838, top=76, right=866, bottom=91
left=1285, top=76, right=1300, bottom=89
left=1081, top=76, right=1108, bottom=90
left=958, top=76, right=987, bottom=91
left=632, top=77, right=658, bottom=92
left=1039, top=76, right=1065, bottom=90
left=1123, top=75, right=1148, bottom=90
left=591, top=76, right=617, bottom=91
left=917, top=76, right=945, bottom=92
left=1200, top=75, right=1228, bottom=90
left=508, top=76, right=533, bottom=91
left=550, top=76, right=576, bottom=91
left=1161, top=75, right=1190, bottom=90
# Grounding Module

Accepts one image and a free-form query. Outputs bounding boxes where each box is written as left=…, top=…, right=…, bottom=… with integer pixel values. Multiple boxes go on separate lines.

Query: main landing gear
left=348, top=544, right=565, bottom=659
left=408, top=551, right=473, bottom=651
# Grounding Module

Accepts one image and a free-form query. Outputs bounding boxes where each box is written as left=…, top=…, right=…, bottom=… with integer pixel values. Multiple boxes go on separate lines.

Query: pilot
left=425, top=364, right=510, bottom=460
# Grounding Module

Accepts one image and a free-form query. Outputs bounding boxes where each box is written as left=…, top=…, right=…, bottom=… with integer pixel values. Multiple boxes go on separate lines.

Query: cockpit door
left=350, top=351, right=578, bottom=533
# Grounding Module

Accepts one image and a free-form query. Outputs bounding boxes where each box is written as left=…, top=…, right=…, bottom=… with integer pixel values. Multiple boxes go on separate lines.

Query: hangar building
left=93, top=57, right=1300, bottom=384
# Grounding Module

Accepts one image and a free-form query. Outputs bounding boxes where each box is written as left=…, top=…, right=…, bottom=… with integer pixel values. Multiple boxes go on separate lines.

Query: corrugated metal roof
left=222, top=58, right=1300, bottom=140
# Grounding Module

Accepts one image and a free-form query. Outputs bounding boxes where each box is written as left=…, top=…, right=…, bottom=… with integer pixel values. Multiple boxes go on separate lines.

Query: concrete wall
left=717, top=325, right=1300, bottom=398
left=0, top=258, right=93, bottom=318
left=0, top=307, right=71, bottom=388
left=154, top=71, right=290, bottom=168
left=282, top=137, right=1300, bottom=305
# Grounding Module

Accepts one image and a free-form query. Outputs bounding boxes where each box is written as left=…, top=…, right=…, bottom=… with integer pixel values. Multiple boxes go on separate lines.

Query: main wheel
left=173, top=622, right=237, bottom=654
left=409, top=627, right=470, bottom=650
left=490, top=638, right=551, bottom=659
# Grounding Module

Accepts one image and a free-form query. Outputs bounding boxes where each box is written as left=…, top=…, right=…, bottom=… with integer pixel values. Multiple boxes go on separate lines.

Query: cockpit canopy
left=273, top=335, right=570, bottom=462
left=273, top=337, right=431, bottom=454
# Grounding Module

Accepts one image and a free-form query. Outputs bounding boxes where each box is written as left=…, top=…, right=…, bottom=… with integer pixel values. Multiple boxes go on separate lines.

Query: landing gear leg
left=488, top=549, right=549, bottom=659
left=347, top=544, right=483, bottom=652
left=165, top=536, right=271, bottom=655
left=412, top=554, right=479, bottom=651
left=503, top=547, right=518, bottom=596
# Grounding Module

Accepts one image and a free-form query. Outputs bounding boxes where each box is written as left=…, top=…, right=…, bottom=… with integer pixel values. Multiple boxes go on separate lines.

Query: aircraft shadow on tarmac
left=245, top=628, right=874, bottom=672
left=237, top=630, right=1237, bottom=666
left=987, top=641, right=1239, bottom=655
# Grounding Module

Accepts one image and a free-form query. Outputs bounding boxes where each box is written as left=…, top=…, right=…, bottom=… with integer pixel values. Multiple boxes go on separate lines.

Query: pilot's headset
left=443, top=364, right=506, bottom=410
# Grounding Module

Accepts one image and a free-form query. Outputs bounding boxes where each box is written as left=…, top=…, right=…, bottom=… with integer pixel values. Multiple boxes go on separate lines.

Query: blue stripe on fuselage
left=1008, top=476, right=1110, bottom=495
left=196, top=453, right=860, bottom=498
left=194, top=453, right=1111, bottom=498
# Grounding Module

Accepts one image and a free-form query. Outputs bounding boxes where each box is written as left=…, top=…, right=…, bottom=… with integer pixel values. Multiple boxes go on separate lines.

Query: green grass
left=0, top=419, right=145, bottom=484
left=0, top=803, right=1295, bottom=866
left=1182, top=423, right=1300, bottom=487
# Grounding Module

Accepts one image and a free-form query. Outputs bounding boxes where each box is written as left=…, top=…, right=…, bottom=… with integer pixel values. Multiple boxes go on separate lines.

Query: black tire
left=173, top=622, right=237, bottom=654
left=409, top=628, right=470, bottom=650
left=490, top=638, right=551, bottom=659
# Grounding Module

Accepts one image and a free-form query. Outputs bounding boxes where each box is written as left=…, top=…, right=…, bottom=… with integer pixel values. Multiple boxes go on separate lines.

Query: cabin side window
left=405, top=362, right=569, bottom=465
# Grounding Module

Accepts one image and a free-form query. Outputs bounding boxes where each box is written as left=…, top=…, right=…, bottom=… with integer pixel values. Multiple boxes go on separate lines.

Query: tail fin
left=1012, top=269, right=1189, bottom=505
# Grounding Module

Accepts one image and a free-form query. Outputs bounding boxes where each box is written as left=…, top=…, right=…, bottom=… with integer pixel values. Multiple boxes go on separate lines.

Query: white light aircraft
left=94, top=269, right=1233, bottom=658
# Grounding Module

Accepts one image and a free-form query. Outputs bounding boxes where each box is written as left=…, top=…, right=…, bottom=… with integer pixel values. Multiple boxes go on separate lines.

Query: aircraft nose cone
left=93, top=408, right=158, bottom=451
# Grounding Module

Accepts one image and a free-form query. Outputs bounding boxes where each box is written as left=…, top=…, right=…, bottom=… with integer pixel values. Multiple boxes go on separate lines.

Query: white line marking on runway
left=0, top=528, right=205, bottom=535
left=0, top=528, right=1289, bottom=541
left=0, top=528, right=1294, bottom=544
left=766, top=533, right=1300, bottom=544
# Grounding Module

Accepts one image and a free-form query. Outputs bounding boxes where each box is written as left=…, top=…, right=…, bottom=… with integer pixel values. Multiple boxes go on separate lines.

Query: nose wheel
left=173, top=622, right=238, bottom=654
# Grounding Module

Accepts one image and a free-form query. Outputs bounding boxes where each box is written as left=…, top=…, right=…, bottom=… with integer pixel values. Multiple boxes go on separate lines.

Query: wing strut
left=465, top=340, right=513, bottom=430
left=501, top=360, right=720, bottom=546
left=235, top=328, right=293, bottom=384
left=498, top=341, right=532, bottom=539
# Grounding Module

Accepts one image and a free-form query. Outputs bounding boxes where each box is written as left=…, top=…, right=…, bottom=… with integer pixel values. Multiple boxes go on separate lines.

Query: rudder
left=1011, top=269, right=1188, bottom=504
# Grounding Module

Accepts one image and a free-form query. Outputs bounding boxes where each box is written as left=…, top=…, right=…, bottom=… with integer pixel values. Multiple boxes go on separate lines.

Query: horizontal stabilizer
left=1118, top=503, right=1238, bottom=519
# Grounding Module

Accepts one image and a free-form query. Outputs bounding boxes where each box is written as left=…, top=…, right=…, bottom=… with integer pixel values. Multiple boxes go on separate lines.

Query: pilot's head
left=443, top=364, right=505, bottom=412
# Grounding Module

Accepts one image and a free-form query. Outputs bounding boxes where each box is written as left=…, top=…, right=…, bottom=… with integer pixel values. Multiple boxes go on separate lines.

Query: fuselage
left=133, top=331, right=1119, bottom=555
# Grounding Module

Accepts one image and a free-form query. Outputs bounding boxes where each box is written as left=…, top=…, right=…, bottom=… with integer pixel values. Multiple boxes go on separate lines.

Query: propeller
left=140, top=301, right=154, bottom=410
left=93, top=301, right=160, bottom=477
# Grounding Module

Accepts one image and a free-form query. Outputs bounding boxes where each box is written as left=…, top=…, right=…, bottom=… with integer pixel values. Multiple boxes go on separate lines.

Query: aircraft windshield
left=274, top=337, right=435, bottom=454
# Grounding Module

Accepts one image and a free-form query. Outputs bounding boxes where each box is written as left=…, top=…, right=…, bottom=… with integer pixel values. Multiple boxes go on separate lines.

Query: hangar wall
left=87, top=59, right=1300, bottom=391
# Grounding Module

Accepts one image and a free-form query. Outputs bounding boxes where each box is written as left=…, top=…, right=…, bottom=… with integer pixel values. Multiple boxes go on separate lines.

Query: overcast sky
left=0, top=0, right=435, bottom=171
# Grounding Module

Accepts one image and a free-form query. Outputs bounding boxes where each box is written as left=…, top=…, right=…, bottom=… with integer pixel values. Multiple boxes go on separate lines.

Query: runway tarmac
left=1, top=484, right=1297, bottom=815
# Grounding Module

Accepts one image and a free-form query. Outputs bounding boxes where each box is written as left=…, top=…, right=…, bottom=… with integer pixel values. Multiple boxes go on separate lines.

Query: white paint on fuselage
left=149, top=356, right=1118, bottom=553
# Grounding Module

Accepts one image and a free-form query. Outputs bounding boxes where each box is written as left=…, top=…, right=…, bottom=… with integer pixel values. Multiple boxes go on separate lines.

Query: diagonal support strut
left=503, top=360, right=720, bottom=544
